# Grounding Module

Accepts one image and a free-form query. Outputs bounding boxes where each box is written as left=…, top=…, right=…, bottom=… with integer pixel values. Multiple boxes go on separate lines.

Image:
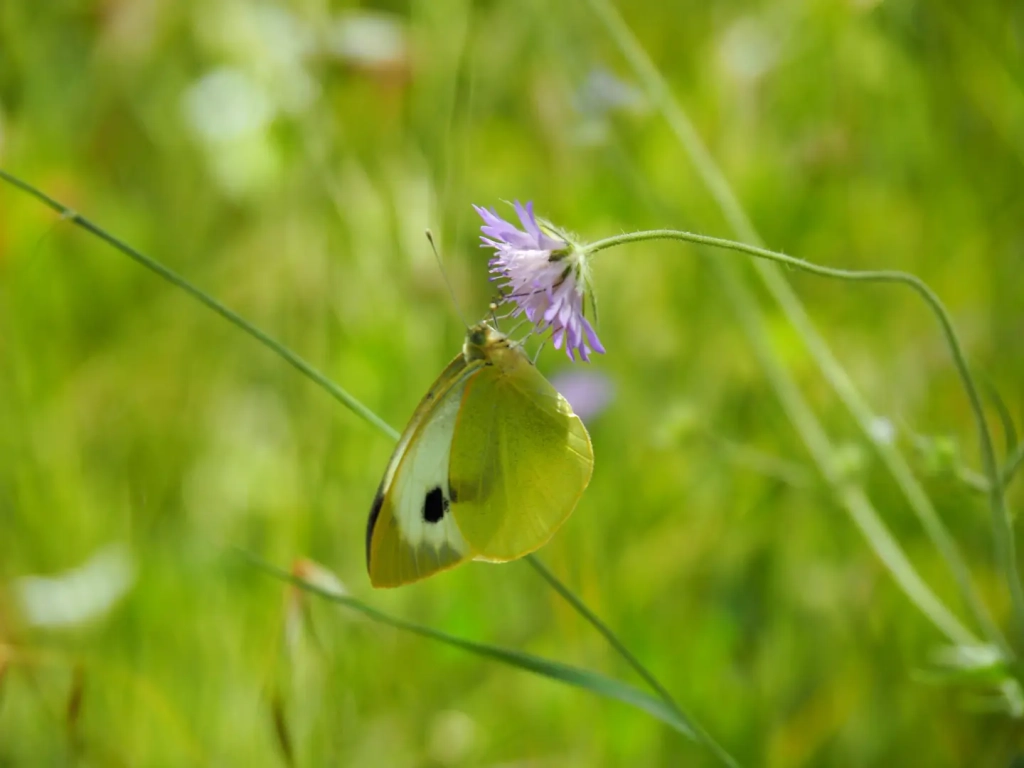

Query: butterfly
left=366, top=322, right=594, bottom=587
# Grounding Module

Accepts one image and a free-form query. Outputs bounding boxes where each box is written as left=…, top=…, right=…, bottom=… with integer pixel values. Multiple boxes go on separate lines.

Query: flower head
left=474, top=201, right=604, bottom=361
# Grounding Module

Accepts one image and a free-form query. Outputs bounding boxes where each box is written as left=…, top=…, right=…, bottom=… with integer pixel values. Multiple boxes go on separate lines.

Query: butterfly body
left=366, top=324, right=593, bottom=588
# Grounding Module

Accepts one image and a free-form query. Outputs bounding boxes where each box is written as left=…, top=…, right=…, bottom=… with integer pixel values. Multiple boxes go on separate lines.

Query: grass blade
left=0, top=168, right=398, bottom=442
left=526, top=556, right=738, bottom=766
left=241, top=551, right=739, bottom=767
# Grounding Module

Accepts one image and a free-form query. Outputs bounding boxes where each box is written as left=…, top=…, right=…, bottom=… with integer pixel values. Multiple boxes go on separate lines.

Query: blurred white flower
left=183, top=68, right=274, bottom=143
left=15, top=545, right=134, bottom=629
left=718, top=17, right=780, bottom=84
left=249, top=5, right=319, bottom=114
left=181, top=67, right=280, bottom=196
left=326, top=10, right=407, bottom=69
left=182, top=4, right=324, bottom=196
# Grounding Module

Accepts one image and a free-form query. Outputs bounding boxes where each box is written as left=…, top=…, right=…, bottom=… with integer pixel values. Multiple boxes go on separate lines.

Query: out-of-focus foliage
left=1, top=0, right=1023, bottom=765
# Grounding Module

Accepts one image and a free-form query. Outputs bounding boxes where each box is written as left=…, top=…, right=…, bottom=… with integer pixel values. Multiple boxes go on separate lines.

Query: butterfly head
left=463, top=323, right=509, bottom=363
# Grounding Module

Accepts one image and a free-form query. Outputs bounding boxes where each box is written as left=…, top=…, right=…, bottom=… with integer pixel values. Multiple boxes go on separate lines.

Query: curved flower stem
left=580, top=0, right=1012, bottom=654
left=588, top=228, right=1023, bottom=648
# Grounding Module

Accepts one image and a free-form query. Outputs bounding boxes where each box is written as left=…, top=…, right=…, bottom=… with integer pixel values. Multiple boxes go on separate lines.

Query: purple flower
left=474, top=201, right=605, bottom=361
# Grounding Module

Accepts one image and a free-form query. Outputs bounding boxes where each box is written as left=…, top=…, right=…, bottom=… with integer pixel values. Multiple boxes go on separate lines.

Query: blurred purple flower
left=474, top=201, right=604, bottom=362
left=549, top=370, right=614, bottom=423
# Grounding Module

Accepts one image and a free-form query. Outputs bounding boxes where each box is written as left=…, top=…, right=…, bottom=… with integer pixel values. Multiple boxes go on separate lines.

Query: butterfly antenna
left=426, top=230, right=469, bottom=330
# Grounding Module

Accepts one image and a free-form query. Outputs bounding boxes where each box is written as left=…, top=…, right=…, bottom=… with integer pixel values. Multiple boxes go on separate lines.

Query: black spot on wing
left=366, top=485, right=385, bottom=566
left=422, top=486, right=449, bottom=524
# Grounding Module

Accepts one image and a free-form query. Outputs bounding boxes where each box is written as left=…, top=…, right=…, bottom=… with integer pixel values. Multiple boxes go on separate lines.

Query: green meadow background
left=2, top=0, right=1023, bottom=765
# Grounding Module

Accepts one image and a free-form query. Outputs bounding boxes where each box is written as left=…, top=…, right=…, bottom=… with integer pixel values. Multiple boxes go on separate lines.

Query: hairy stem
left=589, top=227, right=1020, bottom=648
left=582, top=0, right=1014, bottom=652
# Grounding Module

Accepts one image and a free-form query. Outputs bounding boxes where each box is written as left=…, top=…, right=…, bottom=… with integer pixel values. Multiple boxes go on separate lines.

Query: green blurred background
left=2, top=0, right=1023, bottom=765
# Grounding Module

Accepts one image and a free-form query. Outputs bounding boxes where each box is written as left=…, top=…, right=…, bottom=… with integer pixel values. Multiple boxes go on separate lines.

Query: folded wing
left=449, top=353, right=594, bottom=561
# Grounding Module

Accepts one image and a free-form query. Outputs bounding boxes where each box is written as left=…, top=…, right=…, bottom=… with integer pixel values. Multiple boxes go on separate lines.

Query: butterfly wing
left=366, top=355, right=482, bottom=588
left=448, top=347, right=594, bottom=561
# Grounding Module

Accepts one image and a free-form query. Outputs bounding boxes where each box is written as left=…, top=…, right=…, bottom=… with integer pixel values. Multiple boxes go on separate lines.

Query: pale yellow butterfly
left=366, top=323, right=593, bottom=587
